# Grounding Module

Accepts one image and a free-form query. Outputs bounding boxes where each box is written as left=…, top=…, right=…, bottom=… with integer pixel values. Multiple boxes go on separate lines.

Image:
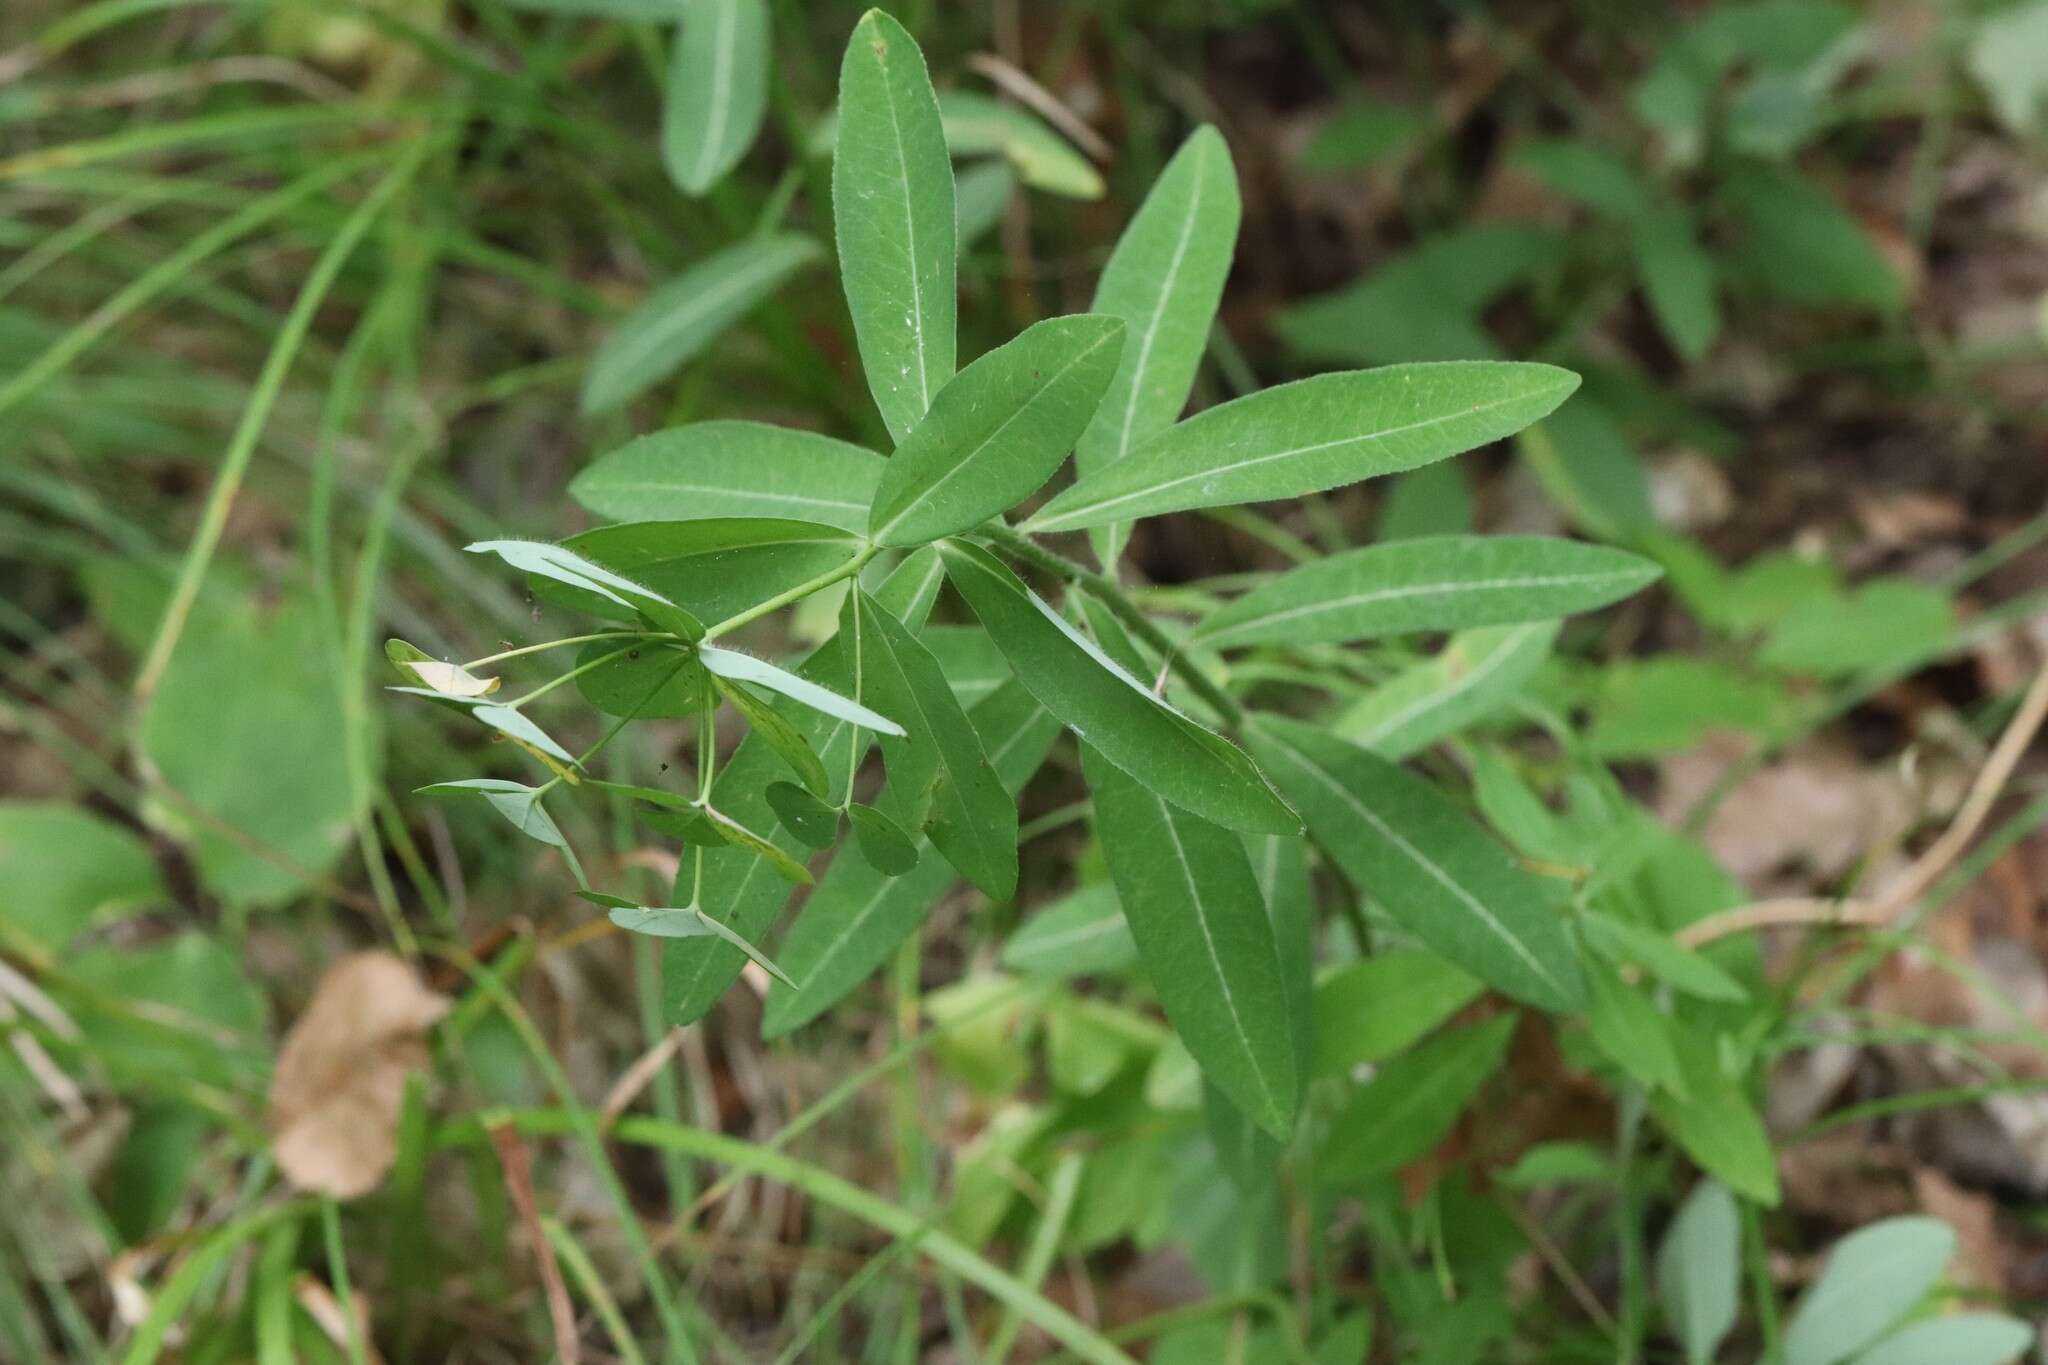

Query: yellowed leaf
left=403, top=659, right=500, bottom=697
left=268, top=951, right=448, bottom=1199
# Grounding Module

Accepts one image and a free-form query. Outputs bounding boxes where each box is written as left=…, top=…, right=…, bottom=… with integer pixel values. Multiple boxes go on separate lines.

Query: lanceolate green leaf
left=1783, top=1218, right=1957, bottom=1365
left=1084, top=748, right=1298, bottom=1138
left=938, top=540, right=1297, bottom=835
left=1075, top=125, right=1240, bottom=566
left=1321, top=1013, right=1517, bottom=1184
left=999, top=882, right=1137, bottom=978
left=1656, top=1181, right=1740, bottom=1365
left=418, top=780, right=567, bottom=849
left=852, top=592, right=1018, bottom=898
left=1194, top=535, right=1660, bottom=650
left=547, top=519, right=859, bottom=628
left=763, top=846, right=953, bottom=1038
left=580, top=232, right=821, bottom=414
left=1247, top=716, right=1584, bottom=1011
left=698, top=644, right=904, bottom=735
left=1332, top=620, right=1558, bottom=760
left=662, top=0, right=771, bottom=196
left=937, top=91, right=1104, bottom=198
left=662, top=555, right=944, bottom=1023
left=1028, top=362, right=1580, bottom=532
left=570, top=422, right=883, bottom=532
left=467, top=538, right=703, bottom=639
left=868, top=313, right=1124, bottom=546
left=834, top=9, right=955, bottom=443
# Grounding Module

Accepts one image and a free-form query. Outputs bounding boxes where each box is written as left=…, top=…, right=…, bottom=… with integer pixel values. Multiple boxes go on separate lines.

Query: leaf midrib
left=1262, top=726, right=1569, bottom=1000
left=1034, top=378, right=1565, bottom=529
left=1204, top=570, right=1636, bottom=645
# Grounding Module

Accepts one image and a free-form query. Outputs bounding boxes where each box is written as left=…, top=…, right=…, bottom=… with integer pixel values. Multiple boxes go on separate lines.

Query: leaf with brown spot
left=268, top=951, right=449, bottom=1199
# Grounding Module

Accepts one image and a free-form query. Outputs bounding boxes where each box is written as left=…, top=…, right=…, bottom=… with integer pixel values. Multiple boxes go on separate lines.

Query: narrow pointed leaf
left=1784, top=1218, right=1957, bottom=1365
left=834, top=9, right=955, bottom=443
left=868, top=313, right=1125, bottom=547
left=762, top=849, right=955, bottom=1038
left=1333, top=620, right=1558, bottom=759
left=1075, top=125, right=1239, bottom=565
left=711, top=675, right=830, bottom=796
left=1193, top=535, right=1661, bottom=650
left=1851, top=1315, right=2034, bottom=1365
left=418, top=779, right=566, bottom=847
left=466, top=538, right=703, bottom=639
left=1582, top=911, right=1748, bottom=1003
left=852, top=592, right=1017, bottom=898
left=1247, top=715, right=1584, bottom=1011
left=1320, top=1013, right=1517, bottom=1184
left=571, top=422, right=883, bottom=532
left=939, top=540, right=1297, bottom=835
left=701, top=805, right=813, bottom=885
left=544, top=519, right=858, bottom=629
left=580, top=232, right=820, bottom=414
left=471, top=704, right=577, bottom=766
left=1084, top=747, right=1298, bottom=1139
left=698, top=644, right=904, bottom=735
left=610, top=906, right=794, bottom=986
left=662, top=0, right=770, bottom=196
left=1027, top=362, right=1581, bottom=532
left=937, top=91, right=1103, bottom=198
left=1000, top=883, right=1137, bottom=978
left=1656, top=1181, right=1740, bottom=1365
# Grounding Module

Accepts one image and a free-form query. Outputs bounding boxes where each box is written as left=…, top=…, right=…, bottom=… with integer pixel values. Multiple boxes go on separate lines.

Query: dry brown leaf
left=268, top=950, right=448, bottom=1199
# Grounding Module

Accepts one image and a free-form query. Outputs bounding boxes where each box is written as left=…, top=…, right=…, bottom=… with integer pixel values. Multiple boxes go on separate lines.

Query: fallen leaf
left=268, top=951, right=448, bottom=1199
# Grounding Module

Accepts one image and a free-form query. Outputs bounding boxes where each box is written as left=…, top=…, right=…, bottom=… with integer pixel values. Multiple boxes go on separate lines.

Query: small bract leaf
left=570, top=422, right=883, bottom=533
left=699, top=644, right=904, bottom=736
left=1027, top=362, right=1581, bottom=532
left=661, top=0, right=770, bottom=196
left=849, top=801, right=919, bottom=875
left=868, top=313, right=1125, bottom=547
left=765, top=780, right=839, bottom=848
left=580, top=233, right=821, bottom=414
left=834, top=9, right=955, bottom=443
left=608, top=906, right=795, bottom=987
left=1193, top=535, right=1660, bottom=650
left=702, top=805, right=814, bottom=885
left=418, top=779, right=568, bottom=848
left=574, top=889, right=639, bottom=910
left=269, top=951, right=449, bottom=1200
left=403, top=659, right=501, bottom=698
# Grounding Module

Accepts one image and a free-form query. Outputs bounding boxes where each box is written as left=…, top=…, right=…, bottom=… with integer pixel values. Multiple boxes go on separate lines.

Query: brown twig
left=489, top=1122, right=582, bottom=1365
left=1679, top=660, right=2048, bottom=950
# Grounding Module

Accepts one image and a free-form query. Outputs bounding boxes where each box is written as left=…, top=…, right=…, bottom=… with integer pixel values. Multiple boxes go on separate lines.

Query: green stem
left=503, top=644, right=642, bottom=708
left=464, top=630, right=659, bottom=670
left=702, top=544, right=878, bottom=642
left=977, top=524, right=1244, bottom=727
